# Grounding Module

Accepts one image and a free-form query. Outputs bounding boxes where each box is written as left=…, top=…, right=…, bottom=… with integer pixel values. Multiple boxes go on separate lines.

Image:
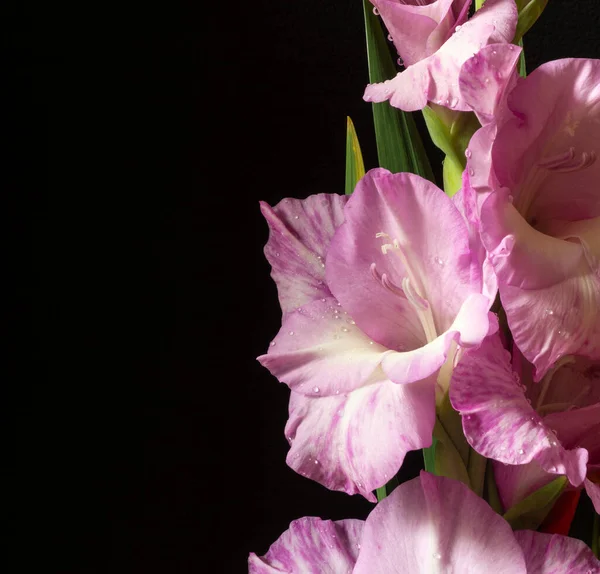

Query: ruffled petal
left=450, top=334, right=588, bottom=487
left=479, top=192, right=600, bottom=380
left=248, top=517, right=364, bottom=574
left=459, top=43, right=521, bottom=125
left=353, top=472, right=527, bottom=573
left=364, top=0, right=518, bottom=112
left=285, top=377, right=435, bottom=500
left=584, top=476, right=600, bottom=513
left=326, top=169, right=485, bottom=356
left=258, top=297, right=391, bottom=396
left=493, top=58, right=600, bottom=223
left=260, top=194, right=347, bottom=315
left=514, top=530, right=600, bottom=573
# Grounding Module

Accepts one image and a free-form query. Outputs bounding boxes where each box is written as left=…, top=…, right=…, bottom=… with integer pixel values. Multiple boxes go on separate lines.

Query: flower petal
left=364, top=0, right=517, bottom=112
left=326, top=169, right=484, bottom=355
left=285, top=377, right=435, bottom=500
left=260, top=193, right=347, bottom=316
left=479, top=192, right=600, bottom=380
left=514, top=530, right=600, bottom=573
left=459, top=43, right=521, bottom=125
left=450, top=334, right=589, bottom=487
left=584, top=476, right=600, bottom=513
left=353, top=472, right=527, bottom=573
left=258, top=297, right=391, bottom=396
left=371, top=0, right=471, bottom=67
left=248, top=517, right=364, bottom=574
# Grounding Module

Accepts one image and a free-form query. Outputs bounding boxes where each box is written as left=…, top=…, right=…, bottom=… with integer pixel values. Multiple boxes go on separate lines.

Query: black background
left=9, top=1, right=600, bottom=572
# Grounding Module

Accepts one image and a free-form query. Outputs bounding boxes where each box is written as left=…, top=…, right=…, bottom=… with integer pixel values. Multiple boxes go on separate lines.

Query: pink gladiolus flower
left=249, top=472, right=600, bottom=573
left=369, top=0, right=471, bottom=68
left=467, top=58, right=600, bottom=381
left=364, top=0, right=518, bottom=114
left=450, top=333, right=600, bottom=513
left=258, top=169, right=494, bottom=500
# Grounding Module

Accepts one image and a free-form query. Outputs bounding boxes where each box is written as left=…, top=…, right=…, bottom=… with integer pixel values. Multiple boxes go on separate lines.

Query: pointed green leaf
left=503, top=476, right=568, bottom=531
left=423, top=436, right=438, bottom=473
left=430, top=418, right=471, bottom=487
left=363, top=0, right=435, bottom=182
left=518, top=38, right=527, bottom=77
left=375, top=475, right=400, bottom=502
left=485, top=462, right=504, bottom=515
left=514, top=0, right=549, bottom=44
left=345, top=117, right=366, bottom=195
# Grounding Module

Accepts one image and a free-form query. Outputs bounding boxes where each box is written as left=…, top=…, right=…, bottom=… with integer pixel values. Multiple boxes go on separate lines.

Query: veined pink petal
left=371, top=0, right=471, bottom=67
left=248, top=517, right=364, bottom=574
left=514, top=530, right=600, bottom=573
left=584, top=476, right=600, bottom=513
left=459, top=43, right=521, bottom=125
left=450, top=334, right=589, bottom=487
left=353, top=472, right=527, bottom=573
left=258, top=297, right=392, bottom=396
left=326, top=169, right=488, bottom=377
left=285, top=377, right=435, bottom=500
left=479, top=192, right=600, bottom=380
left=260, top=193, right=347, bottom=316
left=364, top=0, right=518, bottom=112
left=493, top=59, right=600, bottom=223
left=543, top=405, right=600, bottom=462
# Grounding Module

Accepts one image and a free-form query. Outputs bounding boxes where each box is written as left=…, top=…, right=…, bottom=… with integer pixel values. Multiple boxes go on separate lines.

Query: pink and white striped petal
left=450, top=334, right=588, bottom=487
left=514, top=530, right=600, bottom=573
left=260, top=193, right=347, bottom=316
left=248, top=517, right=364, bottom=574
left=285, top=377, right=435, bottom=500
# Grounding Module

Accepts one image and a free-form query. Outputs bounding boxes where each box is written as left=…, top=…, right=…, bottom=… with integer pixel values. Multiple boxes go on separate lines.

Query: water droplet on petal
left=397, top=57, right=403, bottom=66
left=469, top=167, right=475, bottom=176
left=433, top=552, right=442, bottom=560
left=294, top=215, right=299, bottom=219
left=369, top=341, right=374, bottom=345
left=434, top=256, right=444, bottom=266
left=372, top=7, right=379, bottom=15
left=465, top=148, right=472, bottom=159
left=342, top=327, right=349, bottom=332
left=270, top=341, right=276, bottom=347
left=289, top=331, right=294, bottom=335
left=387, top=33, right=393, bottom=41
left=550, top=466, right=557, bottom=472
left=313, top=386, right=320, bottom=393
left=492, top=49, right=497, bottom=55
left=314, top=459, right=319, bottom=465
left=275, top=252, right=280, bottom=257
left=484, top=77, right=490, bottom=84
left=545, top=309, right=554, bottom=316
left=455, top=24, right=462, bottom=32
left=518, top=448, right=525, bottom=455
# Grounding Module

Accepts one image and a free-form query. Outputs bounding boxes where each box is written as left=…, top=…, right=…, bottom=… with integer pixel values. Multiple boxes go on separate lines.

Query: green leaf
left=514, top=0, right=549, bottom=44
left=485, top=462, right=504, bottom=515
left=345, top=117, right=366, bottom=195
left=423, top=436, right=438, bottom=473
left=518, top=38, right=527, bottom=77
left=429, top=418, right=471, bottom=487
left=503, top=476, right=568, bottom=530
left=363, top=0, right=435, bottom=182
left=375, top=475, right=400, bottom=502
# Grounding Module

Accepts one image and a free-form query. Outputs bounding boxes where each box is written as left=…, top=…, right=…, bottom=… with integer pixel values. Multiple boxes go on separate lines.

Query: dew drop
left=321, top=263, right=325, bottom=268
left=434, top=256, right=444, bottom=266
left=373, top=7, right=379, bottom=15
left=387, top=33, right=393, bottom=42
left=342, top=327, right=349, bottom=332
left=484, top=77, right=490, bottom=84
left=433, top=552, right=442, bottom=560
left=455, top=24, right=462, bottom=32
left=275, top=252, right=280, bottom=257
left=294, top=215, right=299, bottom=219
left=449, top=97, right=459, bottom=108
left=550, top=466, right=556, bottom=472
left=465, top=148, right=472, bottom=159
left=313, top=386, right=320, bottom=393
left=545, top=309, right=554, bottom=316
left=369, top=341, right=374, bottom=345
left=314, top=459, right=319, bottom=465
left=321, top=298, right=326, bottom=302
left=289, top=331, right=294, bottom=335
left=492, top=49, right=497, bottom=55
left=270, top=341, right=276, bottom=347
left=518, top=448, right=524, bottom=455
left=397, top=57, right=403, bottom=66
left=469, top=167, right=475, bottom=176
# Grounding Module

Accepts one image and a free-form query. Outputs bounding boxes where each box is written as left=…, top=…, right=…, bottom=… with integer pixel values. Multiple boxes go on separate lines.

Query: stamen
left=538, top=147, right=597, bottom=173
left=401, top=277, right=429, bottom=311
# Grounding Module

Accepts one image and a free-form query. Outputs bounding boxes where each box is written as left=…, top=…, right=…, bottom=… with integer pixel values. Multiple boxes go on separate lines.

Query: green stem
left=485, top=463, right=504, bottom=514
left=467, top=449, right=486, bottom=498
